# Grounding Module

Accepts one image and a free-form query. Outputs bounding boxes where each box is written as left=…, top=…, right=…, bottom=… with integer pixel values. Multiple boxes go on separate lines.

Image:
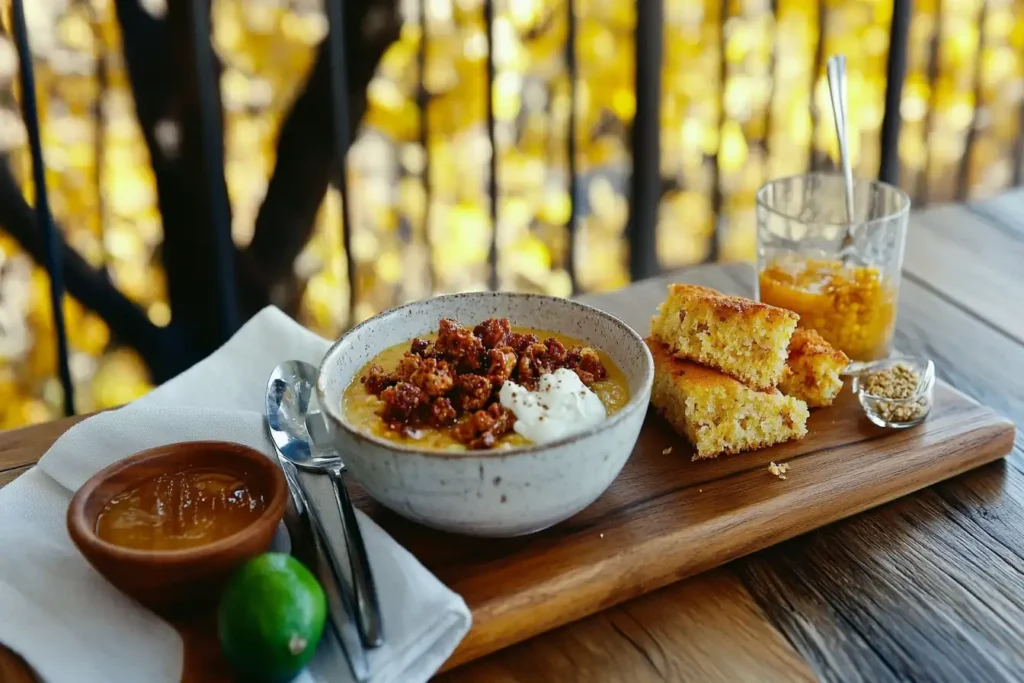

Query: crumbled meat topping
left=409, top=337, right=431, bottom=355
left=474, top=317, right=512, bottom=349
left=409, top=357, right=455, bottom=397
left=452, top=403, right=517, bottom=450
left=485, top=347, right=517, bottom=387
left=573, top=347, right=608, bottom=385
left=378, top=382, right=427, bottom=426
left=360, top=317, right=608, bottom=449
left=509, top=332, right=540, bottom=353
left=360, top=364, right=394, bottom=395
left=454, top=374, right=492, bottom=412
left=430, top=397, right=457, bottom=426
left=434, top=318, right=485, bottom=371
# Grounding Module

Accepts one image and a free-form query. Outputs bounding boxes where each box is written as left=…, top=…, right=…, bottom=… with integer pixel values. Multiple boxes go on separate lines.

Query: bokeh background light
left=0, top=0, right=1020, bottom=428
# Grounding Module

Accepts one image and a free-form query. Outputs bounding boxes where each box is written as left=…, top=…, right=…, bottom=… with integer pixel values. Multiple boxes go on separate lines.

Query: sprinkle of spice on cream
left=498, top=368, right=607, bottom=444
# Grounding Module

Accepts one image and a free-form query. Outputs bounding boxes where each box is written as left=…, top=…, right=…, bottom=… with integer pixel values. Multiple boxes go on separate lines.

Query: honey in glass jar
left=759, top=256, right=896, bottom=361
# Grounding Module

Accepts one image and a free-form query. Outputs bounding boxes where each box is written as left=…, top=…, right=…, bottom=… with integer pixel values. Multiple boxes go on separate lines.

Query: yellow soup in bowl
left=343, top=318, right=630, bottom=451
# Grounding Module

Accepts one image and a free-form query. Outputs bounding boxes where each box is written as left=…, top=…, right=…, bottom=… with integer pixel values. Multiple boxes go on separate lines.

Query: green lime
left=218, top=552, right=327, bottom=683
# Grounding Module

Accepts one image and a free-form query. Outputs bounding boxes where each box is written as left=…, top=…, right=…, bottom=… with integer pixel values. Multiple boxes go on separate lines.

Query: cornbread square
left=779, top=328, right=850, bottom=408
left=648, top=339, right=809, bottom=459
left=650, top=284, right=799, bottom=390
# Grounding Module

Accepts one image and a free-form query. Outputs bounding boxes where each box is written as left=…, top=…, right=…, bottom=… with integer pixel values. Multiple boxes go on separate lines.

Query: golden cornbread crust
left=650, top=284, right=799, bottom=390
left=647, top=339, right=809, bottom=459
left=663, top=284, right=797, bottom=321
left=779, top=328, right=849, bottom=408
left=788, top=326, right=846, bottom=361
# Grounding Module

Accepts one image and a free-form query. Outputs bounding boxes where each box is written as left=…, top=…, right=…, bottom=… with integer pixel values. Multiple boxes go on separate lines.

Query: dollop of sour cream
left=498, top=367, right=607, bottom=444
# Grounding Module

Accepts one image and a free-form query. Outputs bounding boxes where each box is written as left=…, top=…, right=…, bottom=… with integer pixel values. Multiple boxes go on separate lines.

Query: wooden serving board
left=157, top=378, right=1013, bottom=682
left=375, top=382, right=1014, bottom=671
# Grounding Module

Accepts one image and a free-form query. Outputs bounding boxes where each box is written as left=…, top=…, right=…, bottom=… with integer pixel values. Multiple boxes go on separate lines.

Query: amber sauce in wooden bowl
left=95, top=467, right=268, bottom=552
left=67, top=441, right=287, bottom=612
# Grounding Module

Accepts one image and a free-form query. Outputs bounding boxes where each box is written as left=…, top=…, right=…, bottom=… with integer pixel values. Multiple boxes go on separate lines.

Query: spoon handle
left=328, top=466, right=385, bottom=648
left=827, top=54, right=856, bottom=236
left=281, top=460, right=371, bottom=681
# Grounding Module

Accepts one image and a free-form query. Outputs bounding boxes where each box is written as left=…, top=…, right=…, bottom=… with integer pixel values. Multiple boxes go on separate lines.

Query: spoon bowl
left=267, top=361, right=340, bottom=471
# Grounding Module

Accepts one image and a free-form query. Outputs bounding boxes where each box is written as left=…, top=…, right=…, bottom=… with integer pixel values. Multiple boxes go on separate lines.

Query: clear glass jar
left=755, top=173, right=911, bottom=361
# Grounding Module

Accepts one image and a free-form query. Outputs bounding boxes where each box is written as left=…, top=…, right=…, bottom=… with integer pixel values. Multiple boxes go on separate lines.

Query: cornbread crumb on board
left=768, top=461, right=790, bottom=480
left=662, top=446, right=673, bottom=455
left=650, top=283, right=799, bottom=391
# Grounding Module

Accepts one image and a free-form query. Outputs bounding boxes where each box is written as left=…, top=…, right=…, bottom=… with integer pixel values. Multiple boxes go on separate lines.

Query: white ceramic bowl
left=316, top=292, right=654, bottom=537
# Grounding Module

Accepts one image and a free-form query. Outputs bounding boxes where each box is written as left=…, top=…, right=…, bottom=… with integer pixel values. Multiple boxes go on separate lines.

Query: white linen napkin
left=0, top=306, right=472, bottom=683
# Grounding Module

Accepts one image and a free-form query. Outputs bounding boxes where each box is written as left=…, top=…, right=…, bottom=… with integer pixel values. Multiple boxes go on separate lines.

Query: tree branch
left=238, top=0, right=402, bottom=317
left=0, top=162, right=188, bottom=382
left=0, top=0, right=405, bottom=385
left=115, top=0, right=234, bottom=358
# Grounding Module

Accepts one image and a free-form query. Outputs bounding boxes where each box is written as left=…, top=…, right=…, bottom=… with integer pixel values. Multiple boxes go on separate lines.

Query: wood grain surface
left=2, top=194, right=1024, bottom=683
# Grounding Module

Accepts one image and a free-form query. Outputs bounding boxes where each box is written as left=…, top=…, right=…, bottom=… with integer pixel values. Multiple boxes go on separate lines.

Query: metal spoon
left=827, top=54, right=857, bottom=257
left=267, top=361, right=384, bottom=649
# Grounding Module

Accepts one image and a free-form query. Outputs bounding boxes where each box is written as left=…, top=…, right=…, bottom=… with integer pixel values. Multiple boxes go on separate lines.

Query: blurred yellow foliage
left=0, top=0, right=1019, bottom=428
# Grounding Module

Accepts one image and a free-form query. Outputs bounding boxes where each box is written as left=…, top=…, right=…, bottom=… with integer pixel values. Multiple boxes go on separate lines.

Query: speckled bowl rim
left=316, top=292, right=654, bottom=460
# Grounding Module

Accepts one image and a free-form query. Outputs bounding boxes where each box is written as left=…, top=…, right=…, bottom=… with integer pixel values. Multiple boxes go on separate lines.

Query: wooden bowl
left=66, top=441, right=288, bottom=614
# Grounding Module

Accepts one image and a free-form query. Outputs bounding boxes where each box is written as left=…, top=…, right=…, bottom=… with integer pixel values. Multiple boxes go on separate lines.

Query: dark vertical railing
left=880, top=0, right=911, bottom=187
left=418, top=5, right=435, bottom=294
left=1015, top=104, right=1024, bottom=187
left=11, top=0, right=76, bottom=416
left=189, top=0, right=239, bottom=339
left=565, top=0, right=579, bottom=293
left=918, top=2, right=942, bottom=204
left=957, top=1, right=986, bottom=200
left=484, top=0, right=499, bottom=291
left=807, top=2, right=827, bottom=173
left=763, top=0, right=779, bottom=169
left=627, top=0, right=662, bottom=280
left=709, top=0, right=728, bottom=262
left=323, top=0, right=358, bottom=324
left=87, top=0, right=108, bottom=266
left=1013, top=20, right=1024, bottom=185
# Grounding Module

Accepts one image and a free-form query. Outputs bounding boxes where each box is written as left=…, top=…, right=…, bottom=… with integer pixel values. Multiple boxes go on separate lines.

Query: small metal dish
left=849, top=357, right=935, bottom=429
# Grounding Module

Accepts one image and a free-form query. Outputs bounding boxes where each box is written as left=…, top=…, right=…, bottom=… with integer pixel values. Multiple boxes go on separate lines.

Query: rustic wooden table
left=2, top=191, right=1024, bottom=682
